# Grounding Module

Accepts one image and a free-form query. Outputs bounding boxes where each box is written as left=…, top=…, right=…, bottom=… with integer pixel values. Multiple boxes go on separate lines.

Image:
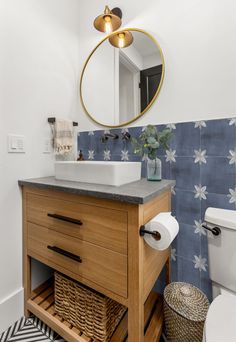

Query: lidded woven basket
left=164, top=282, right=209, bottom=342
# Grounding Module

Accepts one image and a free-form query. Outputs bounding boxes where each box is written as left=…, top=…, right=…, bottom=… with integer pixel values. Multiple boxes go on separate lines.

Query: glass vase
left=147, top=157, right=162, bottom=181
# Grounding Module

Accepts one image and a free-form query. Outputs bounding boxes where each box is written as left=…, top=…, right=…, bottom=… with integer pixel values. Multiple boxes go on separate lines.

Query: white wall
left=77, top=0, right=236, bottom=131
left=82, top=42, right=116, bottom=125
left=0, top=0, right=80, bottom=333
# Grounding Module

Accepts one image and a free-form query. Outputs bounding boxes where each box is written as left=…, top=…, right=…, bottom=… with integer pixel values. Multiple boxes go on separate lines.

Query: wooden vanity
left=20, top=177, right=174, bottom=342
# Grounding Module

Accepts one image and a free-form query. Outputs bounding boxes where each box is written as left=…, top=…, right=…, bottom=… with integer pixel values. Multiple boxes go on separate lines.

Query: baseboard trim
left=0, top=287, right=24, bottom=334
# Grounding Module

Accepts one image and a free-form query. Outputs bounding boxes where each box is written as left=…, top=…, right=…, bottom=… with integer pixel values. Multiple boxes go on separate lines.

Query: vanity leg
left=128, top=301, right=144, bottom=342
left=128, top=206, right=144, bottom=342
left=23, top=189, right=31, bottom=317
left=23, top=255, right=31, bottom=317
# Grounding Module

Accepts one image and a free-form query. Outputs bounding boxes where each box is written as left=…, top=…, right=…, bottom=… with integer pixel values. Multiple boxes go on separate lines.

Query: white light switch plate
left=43, top=138, right=52, bottom=154
left=8, top=134, right=26, bottom=153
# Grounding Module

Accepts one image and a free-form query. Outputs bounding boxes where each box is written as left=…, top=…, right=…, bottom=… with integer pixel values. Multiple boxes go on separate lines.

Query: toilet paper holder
left=139, top=225, right=161, bottom=241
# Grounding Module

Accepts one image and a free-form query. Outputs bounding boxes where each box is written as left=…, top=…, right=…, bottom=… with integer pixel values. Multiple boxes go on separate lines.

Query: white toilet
left=203, top=207, right=236, bottom=342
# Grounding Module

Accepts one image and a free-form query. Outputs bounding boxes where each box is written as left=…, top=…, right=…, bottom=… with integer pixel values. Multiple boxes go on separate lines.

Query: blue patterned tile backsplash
left=77, top=118, right=236, bottom=300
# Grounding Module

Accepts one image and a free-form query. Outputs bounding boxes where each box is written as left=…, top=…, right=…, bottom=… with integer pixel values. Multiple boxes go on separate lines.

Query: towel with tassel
left=53, top=119, right=74, bottom=155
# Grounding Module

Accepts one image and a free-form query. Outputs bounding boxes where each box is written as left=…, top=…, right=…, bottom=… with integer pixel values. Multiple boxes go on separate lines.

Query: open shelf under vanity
left=27, top=278, right=163, bottom=342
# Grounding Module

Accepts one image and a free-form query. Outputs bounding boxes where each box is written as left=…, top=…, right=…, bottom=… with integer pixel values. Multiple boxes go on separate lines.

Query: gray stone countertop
left=18, top=177, right=175, bottom=204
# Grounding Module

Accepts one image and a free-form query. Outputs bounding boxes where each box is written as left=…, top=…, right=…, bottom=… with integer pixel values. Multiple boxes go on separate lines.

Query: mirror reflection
left=80, top=29, right=164, bottom=127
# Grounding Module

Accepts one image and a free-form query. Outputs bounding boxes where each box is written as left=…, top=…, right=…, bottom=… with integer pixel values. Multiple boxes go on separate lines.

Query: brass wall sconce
left=109, top=31, right=134, bottom=48
left=94, top=6, right=134, bottom=48
left=94, top=6, right=122, bottom=34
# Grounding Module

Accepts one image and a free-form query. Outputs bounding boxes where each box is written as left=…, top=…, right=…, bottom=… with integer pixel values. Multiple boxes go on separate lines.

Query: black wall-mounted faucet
left=100, top=132, right=119, bottom=143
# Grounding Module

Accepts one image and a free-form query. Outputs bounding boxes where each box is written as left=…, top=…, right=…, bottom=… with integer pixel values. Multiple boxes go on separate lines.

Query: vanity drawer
left=26, top=192, right=128, bottom=255
left=28, top=223, right=128, bottom=298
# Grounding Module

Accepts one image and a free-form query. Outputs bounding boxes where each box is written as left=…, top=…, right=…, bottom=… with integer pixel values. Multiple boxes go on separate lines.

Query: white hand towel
left=54, top=119, right=74, bottom=155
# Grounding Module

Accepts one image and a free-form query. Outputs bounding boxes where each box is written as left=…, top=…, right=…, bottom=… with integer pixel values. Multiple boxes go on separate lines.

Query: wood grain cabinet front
left=26, top=192, right=128, bottom=255
left=27, top=222, right=128, bottom=298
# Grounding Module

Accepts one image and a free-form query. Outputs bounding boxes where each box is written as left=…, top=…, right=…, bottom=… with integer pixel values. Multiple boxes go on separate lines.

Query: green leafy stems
left=132, top=125, right=172, bottom=161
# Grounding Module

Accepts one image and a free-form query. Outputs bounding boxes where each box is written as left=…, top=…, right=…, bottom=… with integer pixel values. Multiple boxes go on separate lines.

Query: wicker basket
left=54, top=272, right=126, bottom=342
left=164, top=282, right=209, bottom=342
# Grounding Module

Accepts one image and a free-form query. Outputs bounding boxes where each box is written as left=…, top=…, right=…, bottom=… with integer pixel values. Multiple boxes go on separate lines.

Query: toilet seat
left=204, top=294, right=236, bottom=342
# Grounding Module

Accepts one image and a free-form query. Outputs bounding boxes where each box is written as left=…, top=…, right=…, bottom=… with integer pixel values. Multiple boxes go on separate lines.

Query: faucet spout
left=100, top=132, right=119, bottom=143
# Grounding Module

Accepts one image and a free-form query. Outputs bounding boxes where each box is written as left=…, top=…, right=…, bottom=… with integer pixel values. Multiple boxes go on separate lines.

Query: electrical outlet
left=8, top=134, right=26, bottom=153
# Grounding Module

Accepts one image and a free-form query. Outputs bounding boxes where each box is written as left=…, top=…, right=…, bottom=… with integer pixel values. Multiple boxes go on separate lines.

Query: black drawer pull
left=47, top=213, right=82, bottom=226
left=47, top=246, right=82, bottom=263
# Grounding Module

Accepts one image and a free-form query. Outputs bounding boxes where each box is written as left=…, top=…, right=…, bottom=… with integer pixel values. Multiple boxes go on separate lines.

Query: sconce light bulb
left=104, top=15, right=111, bottom=22
left=118, top=33, right=125, bottom=48
left=104, top=15, right=112, bottom=33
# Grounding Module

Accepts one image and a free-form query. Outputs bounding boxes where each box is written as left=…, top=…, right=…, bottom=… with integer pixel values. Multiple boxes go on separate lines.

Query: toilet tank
left=205, top=207, right=236, bottom=293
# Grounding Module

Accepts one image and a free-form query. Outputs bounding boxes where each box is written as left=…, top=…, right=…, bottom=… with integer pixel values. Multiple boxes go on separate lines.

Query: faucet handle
left=121, top=131, right=131, bottom=141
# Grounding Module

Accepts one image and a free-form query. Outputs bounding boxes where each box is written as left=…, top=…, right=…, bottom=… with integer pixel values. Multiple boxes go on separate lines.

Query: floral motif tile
left=77, top=117, right=236, bottom=300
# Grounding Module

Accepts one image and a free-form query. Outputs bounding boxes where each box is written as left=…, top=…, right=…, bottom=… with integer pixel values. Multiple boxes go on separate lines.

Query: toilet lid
left=205, top=294, right=236, bottom=342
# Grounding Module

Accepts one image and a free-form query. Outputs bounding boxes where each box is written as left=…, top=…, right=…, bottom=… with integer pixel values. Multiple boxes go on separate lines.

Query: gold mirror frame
left=80, top=28, right=165, bottom=128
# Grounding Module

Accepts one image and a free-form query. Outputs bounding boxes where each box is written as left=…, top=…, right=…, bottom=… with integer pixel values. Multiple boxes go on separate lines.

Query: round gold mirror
left=80, top=28, right=165, bottom=128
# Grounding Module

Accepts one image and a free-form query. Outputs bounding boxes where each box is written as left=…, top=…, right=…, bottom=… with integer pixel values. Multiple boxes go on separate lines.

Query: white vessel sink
left=55, top=161, right=142, bottom=186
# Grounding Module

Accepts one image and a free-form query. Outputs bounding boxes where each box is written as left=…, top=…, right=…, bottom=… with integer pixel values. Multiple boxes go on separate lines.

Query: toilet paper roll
left=144, top=212, right=179, bottom=251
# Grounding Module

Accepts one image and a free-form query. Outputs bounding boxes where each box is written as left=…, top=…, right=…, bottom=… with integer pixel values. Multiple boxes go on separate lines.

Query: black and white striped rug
left=0, top=316, right=167, bottom=342
left=0, top=316, right=65, bottom=342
